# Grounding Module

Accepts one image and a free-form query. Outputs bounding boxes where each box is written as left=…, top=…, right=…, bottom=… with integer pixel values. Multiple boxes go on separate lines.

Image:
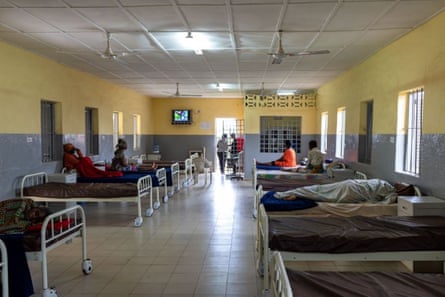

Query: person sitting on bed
left=305, top=140, right=324, bottom=173
left=111, top=138, right=129, bottom=171
left=256, top=140, right=297, bottom=167
left=63, top=143, right=122, bottom=178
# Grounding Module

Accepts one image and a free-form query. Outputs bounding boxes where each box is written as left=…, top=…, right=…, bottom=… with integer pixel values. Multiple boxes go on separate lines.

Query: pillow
left=260, top=191, right=318, bottom=211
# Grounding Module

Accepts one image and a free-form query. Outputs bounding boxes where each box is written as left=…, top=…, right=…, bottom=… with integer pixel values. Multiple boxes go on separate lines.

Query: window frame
left=395, top=88, right=424, bottom=176
left=335, top=107, right=346, bottom=159
left=320, top=112, right=328, bottom=154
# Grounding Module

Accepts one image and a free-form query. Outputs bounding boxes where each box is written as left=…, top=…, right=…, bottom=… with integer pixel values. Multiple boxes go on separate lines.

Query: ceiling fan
left=268, top=30, right=330, bottom=64
left=100, top=32, right=129, bottom=60
left=169, top=83, right=202, bottom=97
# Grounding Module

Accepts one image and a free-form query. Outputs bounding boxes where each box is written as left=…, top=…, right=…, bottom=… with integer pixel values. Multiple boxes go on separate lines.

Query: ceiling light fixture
left=185, top=32, right=203, bottom=55
left=277, top=90, right=296, bottom=96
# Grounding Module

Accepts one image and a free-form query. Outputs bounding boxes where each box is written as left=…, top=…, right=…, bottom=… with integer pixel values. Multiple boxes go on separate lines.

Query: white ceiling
left=1, top=0, right=444, bottom=98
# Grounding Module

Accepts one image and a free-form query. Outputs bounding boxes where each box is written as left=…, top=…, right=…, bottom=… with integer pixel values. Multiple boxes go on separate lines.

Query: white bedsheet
left=273, top=178, right=397, bottom=204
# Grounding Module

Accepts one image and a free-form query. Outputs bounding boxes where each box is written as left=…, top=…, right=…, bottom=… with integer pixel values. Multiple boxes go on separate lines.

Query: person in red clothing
left=256, top=140, right=297, bottom=167
left=63, top=143, right=84, bottom=171
left=63, top=143, right=122, bottom=177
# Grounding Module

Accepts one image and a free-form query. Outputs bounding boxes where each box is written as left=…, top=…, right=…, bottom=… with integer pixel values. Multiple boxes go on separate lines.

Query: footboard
left=26, top=205, right=92, bottom=296
left=270, top=252, right=293, bottom=297
left=181, top=158, right=193, bottom=186
left=156, top=167, right=169, bottom=203
left=170, top=162, right=180, bottom=194
left=0, top=239, right=8, bottom=297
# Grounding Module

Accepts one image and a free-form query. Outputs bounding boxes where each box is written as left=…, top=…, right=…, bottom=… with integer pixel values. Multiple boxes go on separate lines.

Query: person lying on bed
left=63, top=143, right=123, bottom=178
left=273, top=178, right=398, bottom=204
left=256, top=140, right=297, bottom=167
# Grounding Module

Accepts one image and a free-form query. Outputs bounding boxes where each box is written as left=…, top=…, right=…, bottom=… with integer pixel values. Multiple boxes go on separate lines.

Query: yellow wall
left=151, top=97, right=244, bottom=135
left=0, top=41, right=154, bottom=135
left=317, top=11, right=445, bottom=135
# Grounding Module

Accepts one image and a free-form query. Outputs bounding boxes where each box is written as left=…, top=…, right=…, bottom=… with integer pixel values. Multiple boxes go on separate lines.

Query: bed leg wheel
left=153, top=201, right=161, bottom=209
left=145, top=208, right=154, bottom=217
left=42, top=288, right=57, bottom=297
left=163, top=195, right=169, bottom=203
left=82, top=258, right=93, bottom=275
left=134, top=216, right=143, bottom=227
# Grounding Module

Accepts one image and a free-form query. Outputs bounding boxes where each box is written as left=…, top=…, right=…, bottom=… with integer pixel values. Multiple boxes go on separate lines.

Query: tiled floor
left=28, top=174, right=408, bottom=297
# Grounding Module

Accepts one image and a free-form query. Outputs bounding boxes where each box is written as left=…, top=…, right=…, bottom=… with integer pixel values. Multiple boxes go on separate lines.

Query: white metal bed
left=269, top=251, right=445, bottom=297
left=0, top=238, right=8, bottom=297
left=258, top=204, right=445, bottom=293
left=252, top=160, right=369, bottom=218
left=26, top=205, right=92, bottom=297
left=20, top=172, right=154, bottom=227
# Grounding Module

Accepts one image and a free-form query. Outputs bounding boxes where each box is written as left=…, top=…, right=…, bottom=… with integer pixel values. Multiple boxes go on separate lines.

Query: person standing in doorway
left=217, top=134, right=229, bottom=174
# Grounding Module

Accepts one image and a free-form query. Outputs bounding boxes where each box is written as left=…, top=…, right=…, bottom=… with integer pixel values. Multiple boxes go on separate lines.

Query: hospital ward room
left=1, top=1, right=445, bottom=297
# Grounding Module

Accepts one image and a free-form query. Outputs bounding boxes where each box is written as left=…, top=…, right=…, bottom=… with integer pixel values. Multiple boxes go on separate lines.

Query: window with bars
left=85, top=107, right=99, bottom=155
left=395, top=88, right=424, bottom=176
left=259, top=116, right=301, bottom=154
left=133, top=114, right=141, bottom=151
left=112, top=111, right=122, bottom=147
left=358, top=100, right=373, bottom=164
left=320, top=112, right=328, bottom=153
left=41, top=100, right=61, bottom=162
left=335, top=107, right=346, bottom=159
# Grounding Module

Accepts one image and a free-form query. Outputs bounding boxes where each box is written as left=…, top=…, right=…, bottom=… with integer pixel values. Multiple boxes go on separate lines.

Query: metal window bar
left=41, top=101, right=56, bottom=162
left=260, top=116, right=302, bottom=154
left=404, top=88, right=423, bottom=175
left=112, top=112, right=119, bottom=146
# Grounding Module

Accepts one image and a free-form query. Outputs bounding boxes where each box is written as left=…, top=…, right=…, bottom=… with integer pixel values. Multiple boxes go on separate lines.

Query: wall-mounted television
left=171, top=109, right=192, bottom=125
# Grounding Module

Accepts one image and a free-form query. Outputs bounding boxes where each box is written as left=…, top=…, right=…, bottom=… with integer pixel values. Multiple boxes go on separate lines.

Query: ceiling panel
left=0, top=1, right=443, bottom=97
left=325, top=1, right=394, bottom=31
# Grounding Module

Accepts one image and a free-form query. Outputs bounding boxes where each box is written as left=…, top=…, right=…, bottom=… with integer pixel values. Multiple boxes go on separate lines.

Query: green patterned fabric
left=0, top=198, right=34, bottom=233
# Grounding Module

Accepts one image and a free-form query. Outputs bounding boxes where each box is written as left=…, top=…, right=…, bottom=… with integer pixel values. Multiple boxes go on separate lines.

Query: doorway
left=215, top=118, right=245, bottom=175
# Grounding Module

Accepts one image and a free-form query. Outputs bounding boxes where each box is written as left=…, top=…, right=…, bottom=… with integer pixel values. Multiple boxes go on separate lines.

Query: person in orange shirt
left=256, top=140, right=297, bottom=167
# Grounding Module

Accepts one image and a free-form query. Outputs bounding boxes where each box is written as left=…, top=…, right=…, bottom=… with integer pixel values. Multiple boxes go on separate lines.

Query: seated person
left=111, top=138, right=128, bottom=171
left=63, top=143, right=122, bottom=178
left=256, top=140, right=297, bottom=167
left=297, top=140, right=324, bottom=173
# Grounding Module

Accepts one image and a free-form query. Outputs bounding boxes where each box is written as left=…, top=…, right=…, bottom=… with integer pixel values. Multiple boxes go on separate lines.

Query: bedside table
left=398, top=196, right=445, bottom=216
left=47, top=173, right=77, bottom=184
left=398, top=196, right=445, bottom=273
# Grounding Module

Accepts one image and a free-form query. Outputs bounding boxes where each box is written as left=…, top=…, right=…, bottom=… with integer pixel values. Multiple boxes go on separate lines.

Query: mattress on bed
left=266, top=202, right=397, bottom=217
left=23, top=182, right=138, bottom=198
left=286, top=270, right=445, bottom=297
left=259, top=177, right=335, bottom=191
left=77, top=169, right=172, bottom=186
left=143, top=160, right=185, bottom=170
left=268, top=215, right=445, bottom=253
left=257, top=169, right=329, bottom=180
